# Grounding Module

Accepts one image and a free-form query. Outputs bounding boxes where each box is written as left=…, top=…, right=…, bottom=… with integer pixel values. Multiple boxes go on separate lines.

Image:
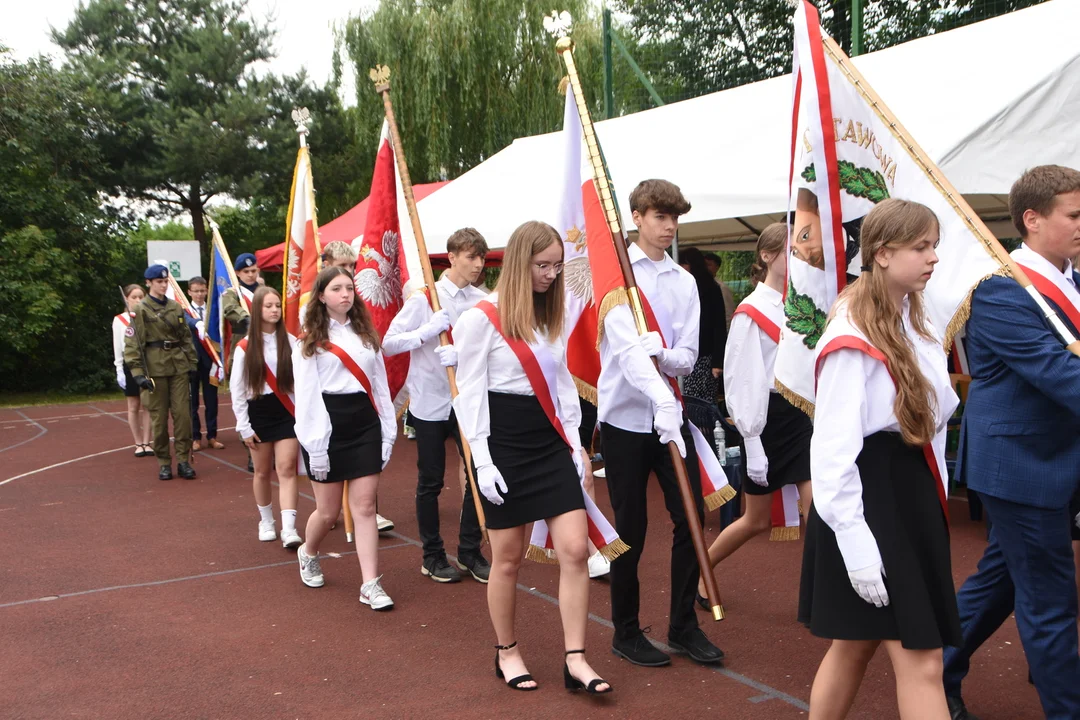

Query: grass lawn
left=0, top=391, right=127, bottom=409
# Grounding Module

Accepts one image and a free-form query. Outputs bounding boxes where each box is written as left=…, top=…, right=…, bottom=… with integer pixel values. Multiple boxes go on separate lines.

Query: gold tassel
left=525, top=544, right=560, bottom=565
left=770, top=526, right=801, bottom=542
left=573, top=377, right=598, bottom=406
left=775, top=380, right=815, bottom=419
left=943, top=270, right=1000, bottom=354
left=704, top=483, right=738, bottom=512
left=595, top=288, right=630, bottom=349
left=598, top=537, right=631, bottom=562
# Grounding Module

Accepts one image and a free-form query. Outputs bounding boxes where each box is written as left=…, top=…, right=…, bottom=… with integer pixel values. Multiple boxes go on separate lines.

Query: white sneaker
left=593, top=467, right=607, bottom=478
left=297, top=544, right=324, bottom=588
left=359, top=575, right=394, bottom=611
left=258, top=519, right=277, bottom=542
left=280, top=527, right=302, bottom=549
left=376, top=514, right=395, bottom=533
left=588, top=550, right=611, bottom=579
left=404, top=425, right=416, bottom=440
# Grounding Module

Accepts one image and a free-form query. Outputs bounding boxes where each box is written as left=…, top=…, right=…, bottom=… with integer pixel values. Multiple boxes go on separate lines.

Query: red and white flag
left=283, top=145, right=322, bottom=338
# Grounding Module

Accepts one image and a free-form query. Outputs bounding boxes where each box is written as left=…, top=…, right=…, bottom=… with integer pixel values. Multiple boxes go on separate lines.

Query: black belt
left=146, top=340, right=182, bottom=350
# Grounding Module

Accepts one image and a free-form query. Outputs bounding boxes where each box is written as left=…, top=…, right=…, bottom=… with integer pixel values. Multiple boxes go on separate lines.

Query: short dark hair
left=703, top=252, right=722, bottom=268
left=629, top=179, right=691, bottom=216
left=188, top=276, right=207, bottom=287
left=446, top=227, right=489, bottom=256
left=1009, top=165, right=1080, bottom=237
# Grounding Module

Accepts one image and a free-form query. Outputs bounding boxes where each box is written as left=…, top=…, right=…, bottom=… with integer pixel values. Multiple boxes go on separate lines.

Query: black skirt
left=684, top=355, right=719, bottom=402
left=743, top=392, right=812, bottom=496
left=248, top=393, right=296, bottom=443
left=301, top=393, right=381, bottom=484
left=483, top=392, right=586, bottom=530
left=122, top=363, right=141, bottom=398
left=798, top=431, right=961, bottom=649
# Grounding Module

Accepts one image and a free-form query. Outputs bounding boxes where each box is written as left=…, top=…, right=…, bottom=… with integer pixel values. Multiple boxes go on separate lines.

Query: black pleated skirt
left=483, top=392, right=585, bottom=530
left=743, top=392, right=813, bottom=496
left=248, top=393, right=296, bottom=443
left=798, top=431, right=961, bottom=649
left=301, top=393, right=381, bottom=484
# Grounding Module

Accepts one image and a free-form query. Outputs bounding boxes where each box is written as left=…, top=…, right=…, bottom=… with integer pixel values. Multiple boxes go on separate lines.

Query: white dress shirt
left=292, top=319, right=396, bottom=458
left=597, top=242, right=700, bottom=433
left=383, top=274, right=488, bottom=422
left=812, top=300, right=958, bottom=573
left=452, top=293, right=582, bottom=467
left=723, top=283, right=783, bottom=442
left=230, top=331, right=297, bottom=440
left=112, top=313, right=134, bottom=371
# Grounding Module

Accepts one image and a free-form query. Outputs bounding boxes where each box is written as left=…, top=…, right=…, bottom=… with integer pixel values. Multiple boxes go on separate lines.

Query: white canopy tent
left=413, top=0, right=1080, bottom=253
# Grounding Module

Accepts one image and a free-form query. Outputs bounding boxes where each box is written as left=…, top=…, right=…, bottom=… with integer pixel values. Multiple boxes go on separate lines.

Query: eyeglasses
left=533, top=262, right=564, bottom=275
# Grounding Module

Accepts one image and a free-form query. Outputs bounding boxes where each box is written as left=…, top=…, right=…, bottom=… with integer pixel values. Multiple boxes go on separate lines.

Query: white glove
left=435, top=344, right=458, bottom=368
left=638, top=331, right=664, bottom=357
left=476, top=464, right=508, bottom=506
left=308, top=453, right=330, bottom=482
left=195, top=320, right=206, bottom=340
left=420, top=310, right=451, bottom=342
left=653, top=402, right=686, bottom=457
left=744, top=436, right=769, bottom=487
left=848, top=563, right=889, bottom=608
left=116, top=369, right=127, bottom=390
left=381, top=442, right=393, bottom=470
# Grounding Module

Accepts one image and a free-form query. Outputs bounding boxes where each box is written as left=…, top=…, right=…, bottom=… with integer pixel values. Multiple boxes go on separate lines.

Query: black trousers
left=579, top=398, right=598, bottom=453
left=190, top=370, right=218, bottom=440
left=410, top=410, right=482, bottom=563
left=601, top=420, right=703, bottom=639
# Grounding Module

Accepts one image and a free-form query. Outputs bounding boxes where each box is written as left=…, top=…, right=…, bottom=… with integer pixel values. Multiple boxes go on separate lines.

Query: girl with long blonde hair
left=799, top=199, right=961, bottom=719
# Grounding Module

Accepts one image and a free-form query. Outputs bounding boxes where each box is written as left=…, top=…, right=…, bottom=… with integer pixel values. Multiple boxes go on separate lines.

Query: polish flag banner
left=283, top=145, right=322, bottom=338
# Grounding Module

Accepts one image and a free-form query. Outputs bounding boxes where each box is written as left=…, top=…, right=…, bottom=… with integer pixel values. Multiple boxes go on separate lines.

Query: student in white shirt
left=454, top=221, right=611, bottom=695
left=292, top=266, right=397, bottom=611
left=230, top=286, right=301, bottom=549
left=799, top=199, right=960, bottom=720
left=187, top=276, right=223, bottom=451
left=113, top=284, right=153, bottom=457
left=383, top=228, right=491, bottom=584
left=599, top=179, right=724, bottom=667
left=697, top=223, right=814, bottom=601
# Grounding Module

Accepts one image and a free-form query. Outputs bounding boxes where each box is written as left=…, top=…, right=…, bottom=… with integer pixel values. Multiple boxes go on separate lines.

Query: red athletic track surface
left=0, top=399, right=1042, bottom=719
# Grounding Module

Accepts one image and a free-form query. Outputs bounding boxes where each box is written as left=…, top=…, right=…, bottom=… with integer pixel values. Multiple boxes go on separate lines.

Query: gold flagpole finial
left=369, top=64, right=391, bottom=92
left=291, top=107, right=311, bottom=148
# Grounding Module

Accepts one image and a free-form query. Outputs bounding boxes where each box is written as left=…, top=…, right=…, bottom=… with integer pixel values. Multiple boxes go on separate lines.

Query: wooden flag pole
left=554, top=27, right=724, bottom=621
left=820, top=34, right=1080, bottom=357
left=370, top=65, right=488, bottom=543
left=166, top=274, right=224, bottom=370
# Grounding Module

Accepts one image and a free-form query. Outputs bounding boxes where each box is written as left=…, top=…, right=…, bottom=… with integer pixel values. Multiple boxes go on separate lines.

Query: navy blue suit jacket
left=186, top=312, right=213, bottom=374
left=957, top=274, right=1080, bottom=509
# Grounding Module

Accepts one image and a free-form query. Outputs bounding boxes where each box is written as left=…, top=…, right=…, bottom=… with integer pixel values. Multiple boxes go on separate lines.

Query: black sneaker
left=456, top=554, right=491, bottom=584
left=158, top=465, right=173, bottom=481
left=611, top=629, right=671, bottom=667
left=421, top=556, right=462, bottom=583
left=177, top=462, right=197, bottom=480
left=668, top=627, right=724, bottom=665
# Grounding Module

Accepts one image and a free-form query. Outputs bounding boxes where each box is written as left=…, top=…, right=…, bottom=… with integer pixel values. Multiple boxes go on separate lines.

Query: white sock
left=258, top=504, right=274, bottom=524
left=281, top=509, right=297, bottom=532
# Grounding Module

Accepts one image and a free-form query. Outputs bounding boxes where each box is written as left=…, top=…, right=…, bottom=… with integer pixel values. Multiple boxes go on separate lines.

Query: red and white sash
left=239, top=286, right=254, bottom=312
left=321, top=341, right=379, bottom=416
left=115, top=312, right=132, bottom=327
left=237, top=338, right=295, bottom=416
left=1012, top=245, right=1080, bottom=332
left=638, top=291, right=737, bottom=511
left=475, top=301, right=628, bottom=564
left=732, top=303, right=781, bottom=344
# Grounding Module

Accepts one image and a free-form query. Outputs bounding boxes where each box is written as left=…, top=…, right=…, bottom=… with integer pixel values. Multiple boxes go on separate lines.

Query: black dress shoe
left=947, top=695, right=980, bottom=720
left=668, top=627, right=725, bottom=665
left=159, top=465, right=173, bottom=481
left=695, top=593, right=709, bottom=611
left=177, top=462, right=197, bottom=479
left=611, top=630, right=671, bottom=667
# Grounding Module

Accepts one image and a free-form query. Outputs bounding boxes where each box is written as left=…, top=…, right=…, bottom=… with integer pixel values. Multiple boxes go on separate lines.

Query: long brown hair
left=751, top=223, right=788, bottom=285
left=495, top=221, right=565, bottom=342
left=835, top=198, right=939, bottom=445
left=243, top=286, right=294, bottom=397
left=301, top=266, right=381, bottom=357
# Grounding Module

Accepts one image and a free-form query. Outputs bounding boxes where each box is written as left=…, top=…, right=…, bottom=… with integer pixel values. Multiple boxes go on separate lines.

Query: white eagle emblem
left=355, top=230, right=403, bottom=308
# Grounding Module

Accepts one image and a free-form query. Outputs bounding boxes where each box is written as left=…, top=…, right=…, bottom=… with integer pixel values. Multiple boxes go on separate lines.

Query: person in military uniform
left=124, top=264, right=199, bottom=480
left=223, top=252, right=261, bottom=472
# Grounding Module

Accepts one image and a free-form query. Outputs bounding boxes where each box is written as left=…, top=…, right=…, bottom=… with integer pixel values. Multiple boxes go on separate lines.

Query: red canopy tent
left=254, top=181, right=503, bottom=270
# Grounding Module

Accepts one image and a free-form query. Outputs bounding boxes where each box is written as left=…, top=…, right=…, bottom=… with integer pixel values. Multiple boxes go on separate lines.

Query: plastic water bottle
left=714, top=421, right=726, bottom=465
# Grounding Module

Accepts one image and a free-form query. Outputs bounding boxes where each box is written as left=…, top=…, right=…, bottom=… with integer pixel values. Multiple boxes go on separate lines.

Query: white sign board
left=146, top=241, right=202, bottom=281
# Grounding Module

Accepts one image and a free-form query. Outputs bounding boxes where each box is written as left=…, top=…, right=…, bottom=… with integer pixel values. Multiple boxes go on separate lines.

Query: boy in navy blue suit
left=187, top=277, right=223, bottom=451
left=943, top=166, right=1080, bottom=720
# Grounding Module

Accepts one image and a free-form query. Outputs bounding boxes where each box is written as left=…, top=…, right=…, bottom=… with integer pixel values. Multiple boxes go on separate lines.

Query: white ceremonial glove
left=308, top=453, right=330, bottom=482
left=638, top=331, right=664, bottom=358
left=381, top=442, right=393, bottom=471
left=476, top=463, right=508, bottom=506
left=434, top=344, right=458, bottom=368
left=848, top=563, right=889, bottom=608
left=116, top=369, right=127, bottom=390
left=653, top=402, right=686, bottom=458
left=420, top=310, right=451, bottom=342
left=743, top=436, right=770, bottom=487
left=195, top=320, right=206, bottom=340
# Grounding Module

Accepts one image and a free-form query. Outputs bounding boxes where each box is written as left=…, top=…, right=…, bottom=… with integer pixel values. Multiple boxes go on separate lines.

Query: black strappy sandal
left=564, top=649, right=613, bottom=694
left=494, top=641, right=537, bottom=691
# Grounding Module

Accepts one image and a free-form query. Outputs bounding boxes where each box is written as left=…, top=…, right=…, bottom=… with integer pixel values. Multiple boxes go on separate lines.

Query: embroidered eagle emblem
left=355, top=230, right=403, bottom=308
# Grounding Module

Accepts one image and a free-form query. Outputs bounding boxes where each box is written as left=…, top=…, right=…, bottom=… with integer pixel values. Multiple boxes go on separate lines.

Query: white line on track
left=0, top=412, right=48, bottom=454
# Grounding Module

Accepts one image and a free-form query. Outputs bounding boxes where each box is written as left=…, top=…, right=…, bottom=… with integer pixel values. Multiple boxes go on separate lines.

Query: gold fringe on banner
left=598, top=537, right=631, bottom=562
left=595, top=287, right=629, bottom=349
left=776, top=380, right=816, bottom=418
left=525, top=544, right=560, bottom=565
left=770, top=526, right=801, bottom=542
left=943, top=269, right=1002, bottom=354
left=704, top=484, right=738, bottom=512
left=574, top=376, right=597, bottom=406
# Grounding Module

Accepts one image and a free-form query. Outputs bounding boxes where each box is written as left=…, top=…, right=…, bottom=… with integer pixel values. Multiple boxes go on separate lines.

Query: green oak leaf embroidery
left=785, top=279, right=829, bottom=350
left=800, top=161, right=890, bottom=204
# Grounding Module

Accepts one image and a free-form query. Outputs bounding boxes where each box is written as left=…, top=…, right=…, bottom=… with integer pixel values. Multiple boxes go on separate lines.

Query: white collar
left=329, top=317, right=351, bottom=331
left=1018, top=242, right=1076, bottom=285
left=757, top=283, right=783, bottom=306
left=628, top=242, right=677, bottom=273
left=438, top=273, right=470, bottom=297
